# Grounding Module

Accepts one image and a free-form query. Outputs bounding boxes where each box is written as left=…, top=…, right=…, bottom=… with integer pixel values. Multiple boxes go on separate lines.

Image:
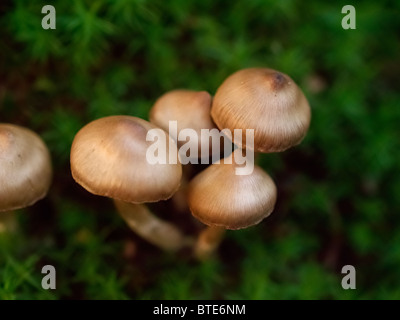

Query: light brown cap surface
left=150, top=90, right=221, bottom=159
left=211, top=68, right=311, bottom=153
left=187, top=150, right=277, bottom=230
left=70, top=116, right=182, bottom=204
left=0, top=124, right=52, bottom=212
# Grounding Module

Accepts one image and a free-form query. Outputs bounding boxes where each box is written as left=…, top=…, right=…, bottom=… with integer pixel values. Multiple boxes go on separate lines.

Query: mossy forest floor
left=0, top=0, right=399, bottom=299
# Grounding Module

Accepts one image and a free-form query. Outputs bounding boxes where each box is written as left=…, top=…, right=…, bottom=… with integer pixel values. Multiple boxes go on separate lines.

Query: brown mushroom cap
left=70, top=115, right=182, bottom=204
left=0, top=124, right=52, bottom=212
left=211, top=68, right=311, bottom=153
left=149, top=90, right=222, bottom=159
left=187, top=150, right=277, bottom=230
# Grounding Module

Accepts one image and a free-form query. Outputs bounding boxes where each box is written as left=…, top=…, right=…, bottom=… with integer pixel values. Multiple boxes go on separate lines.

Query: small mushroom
left=150, top=89, right=223, bottom=162
left=187, top=149, right=277, bottom=259
left=0, top=124, right=52, bottom=232
left=70, top=115, right=190, bottom=251
left=211, top=67, right=311, bottom=153
left=149, top=89, right=230, bottom=214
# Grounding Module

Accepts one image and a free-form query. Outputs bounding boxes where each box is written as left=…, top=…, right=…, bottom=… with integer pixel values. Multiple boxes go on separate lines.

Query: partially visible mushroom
left=149, top=89, right=230, bottom=214
left=0, top=124, right=52, bottom=232
left=70, top=115, right=190, bottom=251
left=187, top=149, right=277, bottom=259
left=150, top=89, right=221, bottom=162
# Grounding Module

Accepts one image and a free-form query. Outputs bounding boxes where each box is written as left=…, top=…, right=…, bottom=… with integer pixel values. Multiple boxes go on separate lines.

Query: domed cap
left=211, top=68, right=311, bottom=153
left=150, top=90, right=222, bottom=160
left=0, top=124, right=52, bottom=212
left=70, top=116, right=182, bottom=204
left=187, top=150, right=277, bottom=230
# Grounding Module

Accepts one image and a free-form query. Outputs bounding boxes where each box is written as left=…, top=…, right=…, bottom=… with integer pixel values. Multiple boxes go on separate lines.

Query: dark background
left=0, top=0, right=399, bottom=299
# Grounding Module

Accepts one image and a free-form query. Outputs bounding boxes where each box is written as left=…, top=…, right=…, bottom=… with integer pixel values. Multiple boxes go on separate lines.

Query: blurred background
left=0, top=0, right=399, bottom=299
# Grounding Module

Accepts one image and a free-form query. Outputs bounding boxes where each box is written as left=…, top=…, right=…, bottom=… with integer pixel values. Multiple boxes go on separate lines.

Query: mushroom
left=70, top=115, right=190, bottom=251
left=211, top=67, right=311, bottom=153
left=149, top=89, right=238, bottom=258
left=149, top=89, right=230, bottom=213
left=150, top=89, right=224, bottom=163
left=187, top=149, right=277, bottom=259
left=0, top=124, right=52, bottom=233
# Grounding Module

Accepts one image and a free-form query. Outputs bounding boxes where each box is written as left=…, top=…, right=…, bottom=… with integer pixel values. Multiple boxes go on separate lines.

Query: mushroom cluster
left=189, top=68, right=311, bottom=259
left=69, top=67, right=311, bottom=260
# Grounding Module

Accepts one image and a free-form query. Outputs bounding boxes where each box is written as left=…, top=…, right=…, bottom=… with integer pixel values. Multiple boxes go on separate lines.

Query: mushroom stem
left=195, top=226, right=226, bottom=260
left=0, top=211, right=17, bottom=233
left=113, top=199, right=192, bottom=252
left=171, top=184, right=189, bottom=214
left=170, top=164, right=193, bottom=214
